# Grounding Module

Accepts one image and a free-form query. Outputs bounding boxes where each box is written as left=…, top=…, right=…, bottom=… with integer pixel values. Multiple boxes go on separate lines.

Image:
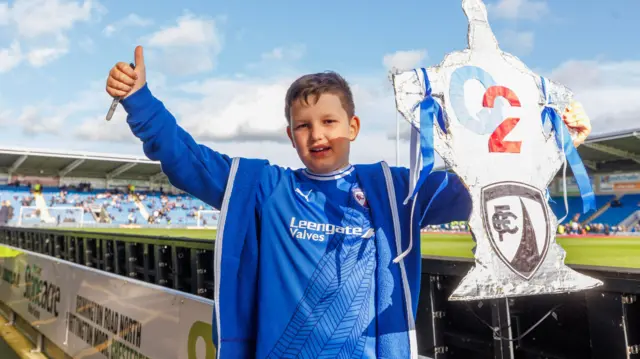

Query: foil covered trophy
left=390, top=0, right=603, bottom=301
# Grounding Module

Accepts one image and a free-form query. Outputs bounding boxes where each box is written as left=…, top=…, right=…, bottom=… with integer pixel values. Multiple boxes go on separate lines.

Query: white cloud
left=142, top=13, right=223, bottom=76
left=78, top=36, right=95, bottom=53
left=0, top=41, right=22, bottom=72
left=0, top=108, right=12, bottom=126
left=25, top=35, right=69, bottom=67
left=499, top=29, right=534, bottom=55
left=166, top=78, right=294, bottom=143
left=75, top=110, right=138, bottom=143
left=0, top=3, right=9, bottom=24
left=0, top=0, right=103, bottom=70
left=27, top=46, right=68, bottom=66
left=4, top=75, right=110, bottom=137
left=245, top=44, right=307, bottom=72
left=383, top=49, right=428, bottom=72
left=487, top=0, right=549, bottom=20
left=17, top=106, right=65, bottom=135
left=102, top=24, right=115, bottom=37
left=146, top=13, right=219, bottom=47
left=261, top=45, right=305, bottom=62
left=547, top=60, right=640, bottom=135
left=4, top=0, right=101, bottom=39
left=103, top=13, right=153, bottom=37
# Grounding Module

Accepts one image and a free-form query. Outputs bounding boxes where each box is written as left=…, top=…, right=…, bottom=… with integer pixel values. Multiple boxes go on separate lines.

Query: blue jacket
left=123, top=84, right=472, bottom=358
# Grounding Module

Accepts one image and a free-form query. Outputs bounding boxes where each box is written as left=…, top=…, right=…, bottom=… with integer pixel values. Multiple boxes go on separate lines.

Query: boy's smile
left=287, top=93, right=360, bottom=174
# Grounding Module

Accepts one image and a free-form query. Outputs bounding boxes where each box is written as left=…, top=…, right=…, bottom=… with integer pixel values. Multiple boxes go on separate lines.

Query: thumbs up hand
left=106, top=46, right=146, bottom=99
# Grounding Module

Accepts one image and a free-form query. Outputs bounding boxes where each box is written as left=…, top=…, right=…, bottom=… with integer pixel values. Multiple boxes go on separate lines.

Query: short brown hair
left=284, top=71, right=355, bottom=123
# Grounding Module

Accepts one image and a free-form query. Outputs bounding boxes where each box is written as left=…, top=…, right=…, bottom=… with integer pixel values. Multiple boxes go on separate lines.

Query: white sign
left=599, top=172, right=640, bottom=193
left=0, top=244, right=216, bottom=359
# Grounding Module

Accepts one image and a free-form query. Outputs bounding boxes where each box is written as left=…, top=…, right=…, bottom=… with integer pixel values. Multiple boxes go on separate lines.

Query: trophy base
left=448, top=244, right=603, bottom=301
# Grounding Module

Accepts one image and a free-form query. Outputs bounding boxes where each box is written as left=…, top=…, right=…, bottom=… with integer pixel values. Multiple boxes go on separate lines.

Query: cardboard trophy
left=390, top=0, right=603, bottom=300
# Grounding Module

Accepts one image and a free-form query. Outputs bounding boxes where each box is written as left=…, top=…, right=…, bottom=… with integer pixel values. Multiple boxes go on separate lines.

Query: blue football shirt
left=255, top=164, right=377, bottom=359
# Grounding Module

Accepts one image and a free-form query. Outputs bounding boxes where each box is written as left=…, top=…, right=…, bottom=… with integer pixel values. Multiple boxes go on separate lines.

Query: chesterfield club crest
left=352, top=187, right=368, bottom=208
left=481, top=182, right=550, bottom=280
left=390, top=0, right=602, bottom=300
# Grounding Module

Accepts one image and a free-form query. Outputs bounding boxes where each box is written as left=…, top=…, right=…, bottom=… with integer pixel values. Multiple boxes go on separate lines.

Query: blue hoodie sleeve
left=121, top=83, right=233, bottom=210
left=417, top=170, right=472, bottom=226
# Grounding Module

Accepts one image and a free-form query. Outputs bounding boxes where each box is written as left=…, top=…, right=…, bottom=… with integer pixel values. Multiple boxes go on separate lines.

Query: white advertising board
left=0, top=244, right=216, bottom=359
left=599, top=172, right=640, bottom=193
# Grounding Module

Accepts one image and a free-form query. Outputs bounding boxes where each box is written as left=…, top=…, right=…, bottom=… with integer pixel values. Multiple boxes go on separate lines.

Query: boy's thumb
left=134, top=45, right=145, bottom=68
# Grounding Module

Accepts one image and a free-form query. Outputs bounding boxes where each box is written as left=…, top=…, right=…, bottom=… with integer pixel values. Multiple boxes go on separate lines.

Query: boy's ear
left=286, top=126, right=296, bottom=148
left=349, top=115, right=360, bottom=141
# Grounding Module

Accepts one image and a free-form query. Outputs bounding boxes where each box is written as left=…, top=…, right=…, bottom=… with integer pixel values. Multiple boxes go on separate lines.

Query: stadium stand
left=0, top=129, right=639, bottom=233
left=0, top=146, right=219, bottom=228
left=548, top=129, right=640, bottom=234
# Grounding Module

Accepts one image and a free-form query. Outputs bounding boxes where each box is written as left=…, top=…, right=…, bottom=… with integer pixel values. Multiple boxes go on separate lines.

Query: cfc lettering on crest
left=481, top=182, right=551, bottom=280
left=491, top=205, right=518, bottom=241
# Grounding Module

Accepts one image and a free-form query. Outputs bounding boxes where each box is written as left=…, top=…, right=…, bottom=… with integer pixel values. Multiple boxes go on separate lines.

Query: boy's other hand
left=563, top=101, right=591, bottom=148
left=106, top=45, right=146, bottom=99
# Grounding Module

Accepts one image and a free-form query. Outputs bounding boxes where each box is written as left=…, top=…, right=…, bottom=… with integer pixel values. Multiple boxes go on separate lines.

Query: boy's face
left=286, top=93, right=360, bottom=174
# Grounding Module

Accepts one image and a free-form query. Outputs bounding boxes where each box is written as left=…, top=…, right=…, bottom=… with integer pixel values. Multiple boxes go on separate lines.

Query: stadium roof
left=434, top=128, right=640, bottom=177
left=0, top=146, right=168, bottom=183
left=577, top=128, right=640, bottom=175
left=0, top=127, right=638, bottom=184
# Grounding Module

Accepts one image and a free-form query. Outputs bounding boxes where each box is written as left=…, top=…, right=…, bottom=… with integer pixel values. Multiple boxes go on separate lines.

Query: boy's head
left=285, top=71, right=360, bottom=174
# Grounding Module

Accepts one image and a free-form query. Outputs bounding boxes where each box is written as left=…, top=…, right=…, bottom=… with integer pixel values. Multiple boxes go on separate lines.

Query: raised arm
left=392, top=166, right=472, bottom=227
left=107, top=46, right=232, bottom=209
left=417, top=170, right=472, bottom=227
left=122, top=84, right=232, bottom=209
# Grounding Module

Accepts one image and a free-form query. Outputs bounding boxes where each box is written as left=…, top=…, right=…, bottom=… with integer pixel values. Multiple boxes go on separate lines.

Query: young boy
left=106, top=46, right=591, bottom=359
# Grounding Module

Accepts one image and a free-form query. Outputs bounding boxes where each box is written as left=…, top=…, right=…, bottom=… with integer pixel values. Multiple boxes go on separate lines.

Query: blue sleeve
left=417, top=170, right=472, bottom=226
left=121, top=83, right=233, bottom=210
left=255, top=165, right=288, bottom=209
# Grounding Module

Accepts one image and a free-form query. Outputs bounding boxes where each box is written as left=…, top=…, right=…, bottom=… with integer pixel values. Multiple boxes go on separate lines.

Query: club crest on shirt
left=351, top=186, right=368, bottom=208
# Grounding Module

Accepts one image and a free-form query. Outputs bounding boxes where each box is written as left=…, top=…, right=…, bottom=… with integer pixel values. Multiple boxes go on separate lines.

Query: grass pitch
left=60, top=227, right=640, bottom=270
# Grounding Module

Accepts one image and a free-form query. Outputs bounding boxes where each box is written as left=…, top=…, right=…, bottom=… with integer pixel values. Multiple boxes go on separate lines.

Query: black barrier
left=0, top=227, right=215, bottom=300
left=417, top=257, right=640, bottom=358
left=0, top=227, right=639, bottom=359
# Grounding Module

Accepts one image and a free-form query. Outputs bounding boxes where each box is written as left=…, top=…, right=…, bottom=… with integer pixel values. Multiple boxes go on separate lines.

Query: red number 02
left=482, top=86, right=522, bottom=153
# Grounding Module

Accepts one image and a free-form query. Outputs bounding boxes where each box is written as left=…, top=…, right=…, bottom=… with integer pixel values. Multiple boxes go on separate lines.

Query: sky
left=0, top=0, right=638, bottom=170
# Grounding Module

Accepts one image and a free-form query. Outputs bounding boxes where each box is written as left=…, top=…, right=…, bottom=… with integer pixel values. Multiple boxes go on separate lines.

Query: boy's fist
left=562, top=101, right=591, bottom=148
left=106, top=46, right=146, bottom=99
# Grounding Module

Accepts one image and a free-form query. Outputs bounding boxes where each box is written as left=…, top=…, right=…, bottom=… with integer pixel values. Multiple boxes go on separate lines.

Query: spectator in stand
left=7, top=201, right=13, bottom=223
left=0, top=201, right=9, bottom=225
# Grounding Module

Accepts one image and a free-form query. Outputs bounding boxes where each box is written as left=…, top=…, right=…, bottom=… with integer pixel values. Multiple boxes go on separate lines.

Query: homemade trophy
left=391, top=0, right=603, bottom=300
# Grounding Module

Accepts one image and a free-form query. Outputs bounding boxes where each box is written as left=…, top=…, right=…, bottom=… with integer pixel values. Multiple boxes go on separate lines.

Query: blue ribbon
left=408, top=68, right=447, bottom=201
left=540, top=77, right=596, bottom=214
left=546, top=189, right=556, bottom=204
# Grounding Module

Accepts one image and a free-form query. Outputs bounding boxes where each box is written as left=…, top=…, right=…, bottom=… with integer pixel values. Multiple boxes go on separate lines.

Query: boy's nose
left=310, top=128, right=324, bottom=141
